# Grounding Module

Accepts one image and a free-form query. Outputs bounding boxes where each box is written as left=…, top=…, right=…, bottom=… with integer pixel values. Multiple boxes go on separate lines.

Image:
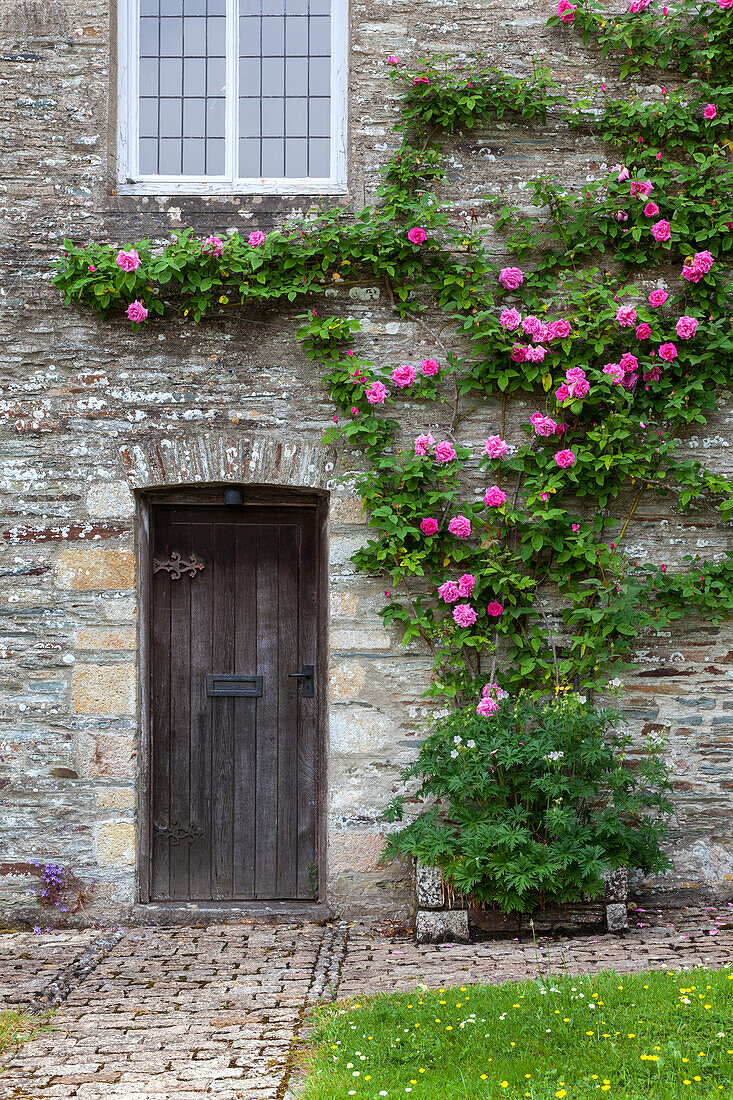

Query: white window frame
left=117, top=0, right=348, bottom=195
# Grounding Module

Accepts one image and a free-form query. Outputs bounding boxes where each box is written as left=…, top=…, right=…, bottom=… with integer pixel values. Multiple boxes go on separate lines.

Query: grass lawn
left=297, top=966, right=733, bottom=1099
left=0, top=1009, right=47, bottom=1057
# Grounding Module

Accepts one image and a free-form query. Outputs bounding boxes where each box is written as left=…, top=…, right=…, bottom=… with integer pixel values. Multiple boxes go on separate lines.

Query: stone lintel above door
left=119, top=433, right=339, bottom=493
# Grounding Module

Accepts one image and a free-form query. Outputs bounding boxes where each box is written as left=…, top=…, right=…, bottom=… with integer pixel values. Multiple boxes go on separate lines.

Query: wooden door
left=148, top=501, right=320, bottom=901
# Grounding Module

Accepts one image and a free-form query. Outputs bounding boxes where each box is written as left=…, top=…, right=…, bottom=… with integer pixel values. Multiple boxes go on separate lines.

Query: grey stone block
left=416, top=862, right=445, bottom=909
left=606, top=903, right=629, bottom=933
left=415, top=909, right=469, bottom=944
left=602, top=866, right=628, bottom=904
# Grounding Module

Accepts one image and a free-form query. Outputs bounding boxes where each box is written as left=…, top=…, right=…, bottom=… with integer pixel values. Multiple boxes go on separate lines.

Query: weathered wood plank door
left=149, top=501, right=320, bottom=901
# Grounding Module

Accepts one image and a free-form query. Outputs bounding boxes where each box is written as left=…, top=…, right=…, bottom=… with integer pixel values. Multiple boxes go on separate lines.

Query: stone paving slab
left=0, top=909, right=732, bottom=1098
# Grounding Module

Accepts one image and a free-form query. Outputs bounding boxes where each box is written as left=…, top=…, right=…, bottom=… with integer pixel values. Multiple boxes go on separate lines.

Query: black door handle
left=288, top=664, right=314, bottom=697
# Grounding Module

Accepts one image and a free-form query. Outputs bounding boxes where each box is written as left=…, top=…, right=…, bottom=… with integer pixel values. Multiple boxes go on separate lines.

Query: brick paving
left=0, top=908, right=731, bottom=1099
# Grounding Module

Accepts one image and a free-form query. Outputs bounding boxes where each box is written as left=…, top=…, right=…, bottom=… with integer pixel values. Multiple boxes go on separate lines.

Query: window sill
left=116, top=177, right=349, bottom=198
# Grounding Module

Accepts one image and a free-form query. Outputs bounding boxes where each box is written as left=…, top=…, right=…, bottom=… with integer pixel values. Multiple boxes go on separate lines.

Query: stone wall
left=0, top=0, right=731, bottom=925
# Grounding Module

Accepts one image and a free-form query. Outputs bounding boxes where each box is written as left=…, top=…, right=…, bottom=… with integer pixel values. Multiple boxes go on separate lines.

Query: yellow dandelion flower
left=501, top=1082, right=509, bottom=1089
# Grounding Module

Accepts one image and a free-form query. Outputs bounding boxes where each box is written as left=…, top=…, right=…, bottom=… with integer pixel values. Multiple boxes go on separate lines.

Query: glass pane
left=308, top=56, right=329, bottom=95
left=285, top=136, right=307, bottom=176
left=262, top=57, right=284, bottom=96
left=239, top=137, right=260, bottom=175
left=285, top=16, right=308, bottom=55
left=309, top=96, right=330, bottom=137
left=159, top=57, right=183, bottom=96
left=309, top=15, right=330, bottom=55
left=308, top=136, right=329, bottom=176
left=261, top=137, right=284, bottom=176
left=182, top=137, right=205, bottom=173
left=183, top=97, right=206, bottom=135
left=261, top=17, right=284, bottom=55
left=239, top=58, right=261, bottom=96
left=262, top=98, right=284, bottom=137
left=285, top=97, right=307, bottom=137
left=137, top=2, right=227, bottom=178
left=285, top=56, right=308, bottom=93
left=139, top=137, right=159, bottom=173
left=206, top=138, right=226, bottom=174
left=159, top=137, right=183, bottom=173
left=183, top=57, right=206, bottom=96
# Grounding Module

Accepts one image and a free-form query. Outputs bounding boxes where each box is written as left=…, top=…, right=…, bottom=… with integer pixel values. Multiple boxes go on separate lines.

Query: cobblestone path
left=0, top=907, right=731, bottom=1099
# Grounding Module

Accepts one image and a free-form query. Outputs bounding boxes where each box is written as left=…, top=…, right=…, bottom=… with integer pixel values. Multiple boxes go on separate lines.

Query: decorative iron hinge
left=153, top=552, right=206, bottom=580
left=153, top=821, right=203, bottom=846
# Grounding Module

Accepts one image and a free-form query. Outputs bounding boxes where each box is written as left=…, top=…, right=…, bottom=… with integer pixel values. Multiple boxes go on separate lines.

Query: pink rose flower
left=407, top=226, right=427, bottom=245
left=522, top=315, right=542, bottom=337
left=204, top=235, right=224, bottom=256
left=572, top=523, right=580, bottom=532
left=458, top=574, right=476, bottom=597
left=659, top=342, right=678, bottom=361
left=550, top=318, right=571, bottom=339
left=414, top=432, right=436, bottom=456
left=622, top=372, right=639, bottom=390
left=616, top=305, right=637, bottom=327
left=603, top=363, right=624, bottom=384
left=676, top=315, right=698, bottom=339
left=392, top=364, right=416, bottom=388
left=388, top=55, right=400, bottom=64
left=620, top=352, right=639, bottom=373
left=718, top=0, right=733, bottom=8
left=438, top=581, right=461, bottom=603
left=555, top=449, right=576, bottom=468
left=484, top=485, right=507, bottom=508
left=615, top=210, right=629, bottom=222
left=248, top=230, right=266, bottom=247
left=420, top=358, right=439, bottom=376
left=651, top=220, right=671, bottom=243
left=412, top=76, right=429, bottom=86
left=643, top=365, right=662, bottom=383
left=477, top=696, right=499, bottom=717
left=555, top=383, right=570, bottom=403
left=448, top=515, right=472, bottom=538
left=616, top=165, right=630, bottom=181
left=420, top=517, right=439, bottom=536
left=487, top=600, right=503, bottom=617
left=630, top=180, right=653, bottom=198
left=453, top=604, right=477, bottom=628
left=126, top=300, right=148, bottom=323
left=693, top=249, right=714, bottom=273
left=498, top=266, right=524, bottom=290
left=366, top=381, right=387, bottom=404
left=87, top=265, right=95, bottom=272
left=557, top=0, right=577, bottom=21
left=524, top=345, right=547, bottom=362
left=511, top=344, right=528, bottom=363
left=434, top=440, right=456, bottom=464
left=116, top=249, right=141, bottom=272
left=643, top=202, right=660, bottom=218
left=500, top=308, right=522, bottom=330
left=636, top=323, right=652, bottom=340
left=649, top=288, right=669, bottom=306
left=704, top=103, right=717, bottom=120
left=629, top=0, right=652, bottom=12
left=484, top=435, right=509, bottom=458
left=530, top=413, right=557, bottom=437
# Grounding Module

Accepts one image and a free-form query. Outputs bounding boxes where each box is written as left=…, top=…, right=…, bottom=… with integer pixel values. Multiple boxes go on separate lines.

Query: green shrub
left=382, top=692, right=672, bottom=914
